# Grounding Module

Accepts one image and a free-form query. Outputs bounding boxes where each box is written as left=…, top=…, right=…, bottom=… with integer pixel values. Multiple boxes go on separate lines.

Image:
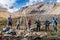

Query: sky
left=0, top=0, right=60, bottom=13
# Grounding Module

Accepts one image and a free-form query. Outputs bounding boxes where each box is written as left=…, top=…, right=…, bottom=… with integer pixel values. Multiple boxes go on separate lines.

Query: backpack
left=55, top=20, right=57, bottom=25
left=2, top=27, right=10, bottom=32
left=10, top=30, right=16, bottom=35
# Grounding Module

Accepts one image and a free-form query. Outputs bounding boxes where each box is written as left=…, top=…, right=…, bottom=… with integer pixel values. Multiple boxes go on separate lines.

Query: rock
left=21, top=38, right=28, bottom=40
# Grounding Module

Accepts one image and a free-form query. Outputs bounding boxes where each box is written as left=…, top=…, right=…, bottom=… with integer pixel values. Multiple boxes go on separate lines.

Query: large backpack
left=2, top=27, right=10, bottom=32
left=10, top=30, right=16, bottom=35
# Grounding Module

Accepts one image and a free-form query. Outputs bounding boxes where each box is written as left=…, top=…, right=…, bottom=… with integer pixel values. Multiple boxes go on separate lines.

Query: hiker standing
left=28, top=19, right=31, bottom=29
left=19, top=17, right=22, bottom=25
left=45, top=19, right=50, bottom=31
left=51, top=17, right=57, bottom=32
left=8, top=15, right=12, bottom=28
left=35, top=19, right=41, bottom=31
left=16, top=20, right=20, bottom=30
left=26, top=18, right=31, bottom=31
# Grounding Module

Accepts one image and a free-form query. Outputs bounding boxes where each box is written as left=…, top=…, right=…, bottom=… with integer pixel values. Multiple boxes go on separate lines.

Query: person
left=45, top=19, right=50, bottom=31
left=35, top=19, right=41, bottom=31
left=26, top=18, right=31, bottom=31
left=51, top=17, right=57, bottom=32
left=28, top=19, right=31, bottom=29
left=16, top=20, right=20, bottom=30
left=19, top=17, right=22, bottom=25
left=7, top=15, right=12, bottom=28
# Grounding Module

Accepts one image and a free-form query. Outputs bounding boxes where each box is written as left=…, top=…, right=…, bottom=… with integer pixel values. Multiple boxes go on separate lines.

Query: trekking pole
left=23, top=10, right=27, bottom=30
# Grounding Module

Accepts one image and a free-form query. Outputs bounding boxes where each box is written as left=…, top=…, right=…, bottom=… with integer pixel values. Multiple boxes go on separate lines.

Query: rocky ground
left=0, top=24, right=60, bottom=40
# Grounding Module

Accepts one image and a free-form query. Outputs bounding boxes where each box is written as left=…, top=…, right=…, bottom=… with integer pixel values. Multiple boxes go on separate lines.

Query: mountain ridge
left=0, top=2, right=60, bottom=18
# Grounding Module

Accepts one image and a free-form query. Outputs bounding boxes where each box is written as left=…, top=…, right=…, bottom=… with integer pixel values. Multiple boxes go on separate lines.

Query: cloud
left=24, top=0, right=43, bottom=7
left=28, top=0, right=41, bottom=5
left=57, top=0, right=60, bottom=2
left=7, top=8, right=18, bottom=13
left=8, top=0, right=42, bottom=13
left=0, top=0, right=16, bottom=8
left=0, top=0, right=16, bottom=13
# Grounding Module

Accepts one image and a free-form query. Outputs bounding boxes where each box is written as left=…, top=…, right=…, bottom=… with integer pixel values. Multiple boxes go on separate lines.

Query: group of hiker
left=7, top=15, right=22, bottom=30
left=7, top=15, right=58, bottom=32
left=34, top=17, right=57, bottom=32
left=44, top=17, right=57, bottom=32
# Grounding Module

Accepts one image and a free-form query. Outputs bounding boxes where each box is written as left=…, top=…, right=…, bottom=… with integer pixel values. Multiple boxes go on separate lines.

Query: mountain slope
left=46, top=2, right=60, bottom=15
left=15, top=2, right=56, bottom=17
left=0, top=11, right=10, bottom=18
left=0, top=2, right=60, bottom=18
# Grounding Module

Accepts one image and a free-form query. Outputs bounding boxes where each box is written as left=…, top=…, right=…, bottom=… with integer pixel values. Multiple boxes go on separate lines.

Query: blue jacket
left=35, top=20, right=41, bottom=25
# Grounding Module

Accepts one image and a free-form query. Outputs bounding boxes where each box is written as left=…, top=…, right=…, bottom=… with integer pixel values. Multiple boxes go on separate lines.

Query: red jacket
left=28, top=20, right=31, bottom=26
